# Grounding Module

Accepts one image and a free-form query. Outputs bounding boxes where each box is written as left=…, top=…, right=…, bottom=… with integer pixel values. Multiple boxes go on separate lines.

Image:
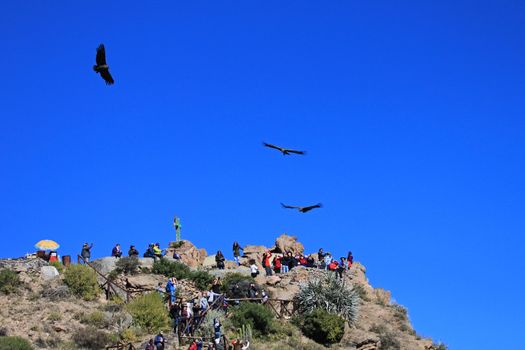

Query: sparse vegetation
left=197, top=309, right=231, bottom=339
left=0, top=269, right=21, bottom=295
left=353, top=283, right=370, bottom=301
left=298, top=309, right=345, bottom=345
left=115, top=257, right=140, bottom=275
left=126, top=292, right=170, bottom=333
left=432, top=343, right=448, bottom=350
left=80, top=310, right=110, bottom=329
left=295, top=272, right=359, bottom=325
left=41, top=285, right=70, bottom=300
left=0, top=336, right=34, bottom=350
left=47, top=311, right=62, bottom=322
left=72, top=326, right=110, bottom=350
left=63, top=264, right=100, bottom=300
left=369, top=324, right=401, bottom=350
left=230, top=302, right=275, bottom=336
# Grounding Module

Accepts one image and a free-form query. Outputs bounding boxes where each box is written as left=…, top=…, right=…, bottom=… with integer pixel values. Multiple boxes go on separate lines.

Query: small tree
left=295, top=272, right=359, bottom=325
left=72, top=327, right=110, bottom=350
left=189, top=270, right=214, bottom=290
left=152, top=258, right=190, bottom=279
left=63, top=264, right=100, bottom=300
left=126, top=292, right=170, bottom=333
left=299, top=309, right=345, bottom=345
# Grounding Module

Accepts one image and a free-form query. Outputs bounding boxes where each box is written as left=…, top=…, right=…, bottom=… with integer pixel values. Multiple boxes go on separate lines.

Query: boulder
left=165, top=240, right=207, bottom=268
left=40, top=266, right=59, bottom=280
left=240, top=245, right=267, bottom=267
left=275, top=234, right=304, bottom=255
left=91, top=257, right=118, bottom=275
left=265, top=275, right=281, bottom=286
left=203, top=255, right=217, bottom=268
left=138, top=258, right=155, bottom=270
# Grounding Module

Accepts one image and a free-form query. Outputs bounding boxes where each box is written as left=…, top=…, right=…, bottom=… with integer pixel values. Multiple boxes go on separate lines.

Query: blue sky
left=1, top=1, right=524, bottom=348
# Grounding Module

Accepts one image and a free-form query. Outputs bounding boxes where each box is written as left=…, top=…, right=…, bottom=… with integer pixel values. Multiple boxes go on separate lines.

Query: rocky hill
left=0, top=235, right=444, bottom=350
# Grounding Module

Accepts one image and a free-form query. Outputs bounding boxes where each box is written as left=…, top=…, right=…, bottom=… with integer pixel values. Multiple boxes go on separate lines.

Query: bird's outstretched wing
left=281, top=203, right=299, bottom=209
left=96, top=44, right=107, bottom=66
left=263, top=142, right=284, bottom=152
left=100, top=70, right=114, bottom=85
left=286, top=149, right=305, bottom=155
left=301, top=203, right=323, bottom=212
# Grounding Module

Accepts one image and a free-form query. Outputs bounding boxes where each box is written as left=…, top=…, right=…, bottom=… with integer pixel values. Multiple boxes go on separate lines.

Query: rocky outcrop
left=274, top=234, right=304, bottom=255
left=239, top=245, right=267, bottom=267
left=40, top=266, right=59, bottom=280
left=165, top=240, right=207, bottom=268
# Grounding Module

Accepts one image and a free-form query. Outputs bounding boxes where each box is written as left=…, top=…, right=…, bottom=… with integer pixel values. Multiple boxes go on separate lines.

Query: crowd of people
left=74, top=240, right=354, bottom=350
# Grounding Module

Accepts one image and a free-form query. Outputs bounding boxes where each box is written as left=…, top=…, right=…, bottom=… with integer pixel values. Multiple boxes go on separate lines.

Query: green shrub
left=295, top=272, right=359, bottom=325
left=115, top=257, right=140, bottom=275
left=63, top=264, right=100, bottom=301
left=49, top=261, right=64, bottom=273
left=47, top=311, right=62, bottom=322
left=0, top=269, right=21, bottom=295
left=72, top=326, right=110, bottom=350
left=0, top=336, right=34, bottom=350
left=390, top=303, right=408, bottom=322
left=230, top=302, right=275, bottom=336
left=222, top=272, right=255, bottom=296
left=299, top=309, right=345, bottom=345
left=126, top=292, right=170, bottom=333
left=152, top=258, right=191, bottom=279
left=80, top=311, right=110, bottom=328
left=189, top=270, right=214, bottom=290
left=432, top=343, right=448, bottom=350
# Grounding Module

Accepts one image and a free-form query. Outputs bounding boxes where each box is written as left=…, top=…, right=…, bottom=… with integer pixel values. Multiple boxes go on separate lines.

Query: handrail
left=77, top=255, right=129, bottom=300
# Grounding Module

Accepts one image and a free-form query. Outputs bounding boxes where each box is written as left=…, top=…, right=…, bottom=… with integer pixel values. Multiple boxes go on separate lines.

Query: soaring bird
left=281, top=203, right=322, bottom=213
left=93, top=44, right=114, bottom=85
left=263, top=142, right=305, bottom=155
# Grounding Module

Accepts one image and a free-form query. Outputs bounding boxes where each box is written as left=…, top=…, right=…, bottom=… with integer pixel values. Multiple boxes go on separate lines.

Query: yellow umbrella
left=35, top=239, right=60, bottom=251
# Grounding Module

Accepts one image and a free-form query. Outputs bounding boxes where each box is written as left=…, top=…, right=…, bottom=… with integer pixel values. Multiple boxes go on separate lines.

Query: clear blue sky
left=1, top=1, right=524, bottom=348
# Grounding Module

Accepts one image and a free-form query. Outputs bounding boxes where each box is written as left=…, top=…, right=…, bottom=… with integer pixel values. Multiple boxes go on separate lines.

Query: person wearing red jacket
left=262, top=251, right=273, bottom=276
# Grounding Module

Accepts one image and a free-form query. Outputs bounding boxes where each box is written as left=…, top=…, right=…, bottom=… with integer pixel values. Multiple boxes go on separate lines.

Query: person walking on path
left=232, top=241, right=243, bottom=266
left=80, top=243, right=93, bottom=263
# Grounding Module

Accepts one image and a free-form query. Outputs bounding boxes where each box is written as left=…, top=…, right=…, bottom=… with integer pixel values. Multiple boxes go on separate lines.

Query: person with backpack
left=232, top=241, right=243, bottom=266
left=262, top=251, right=273, bottom=276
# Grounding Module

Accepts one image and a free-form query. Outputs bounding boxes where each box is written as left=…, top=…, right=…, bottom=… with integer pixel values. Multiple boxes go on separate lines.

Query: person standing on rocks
left=347, top=251, right=354, bottom=269
left=262, top=251, right=273, bottom=276
left=80, top=243, right=93, bottom=263
left=232, top=241, right=243, bottom=266
left=215, top=251, right=226, bottom=269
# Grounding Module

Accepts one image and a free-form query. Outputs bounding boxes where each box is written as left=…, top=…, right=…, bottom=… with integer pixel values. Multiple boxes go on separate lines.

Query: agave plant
left=294, top=272, right=360, bottom=325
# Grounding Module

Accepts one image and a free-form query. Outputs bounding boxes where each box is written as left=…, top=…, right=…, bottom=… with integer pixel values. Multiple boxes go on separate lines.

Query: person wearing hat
left=80, top=243, right=93, bottom=263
